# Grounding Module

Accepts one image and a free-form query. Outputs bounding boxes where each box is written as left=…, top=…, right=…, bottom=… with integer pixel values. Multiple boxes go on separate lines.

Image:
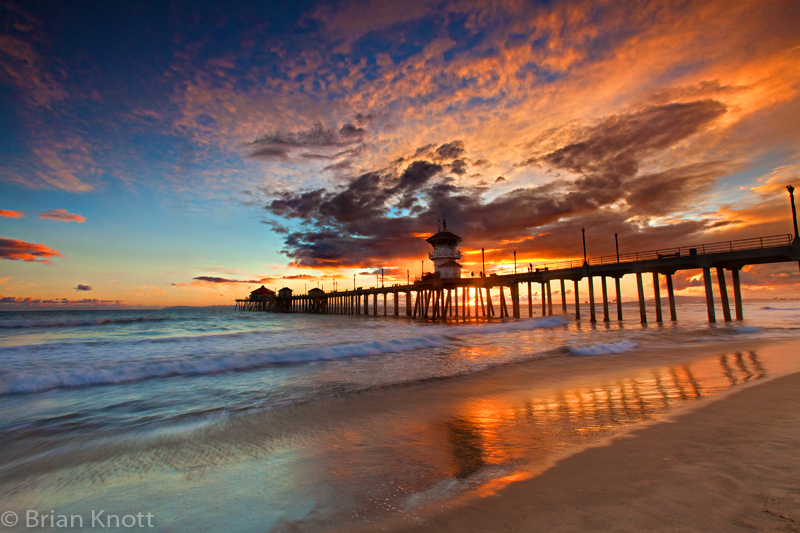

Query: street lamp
left=582, top=227, right=587, bottom=264
left=788, top=185, right=798, bottom=240
left=481, top=248, right=485, bottom=277
left=615, top=233, right=620, bottom=263
left=513, top=251, right=517, bottom=275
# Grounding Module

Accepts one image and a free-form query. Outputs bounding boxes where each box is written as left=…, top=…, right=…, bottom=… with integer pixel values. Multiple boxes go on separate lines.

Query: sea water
left=0, top=300, right=798, bottom=531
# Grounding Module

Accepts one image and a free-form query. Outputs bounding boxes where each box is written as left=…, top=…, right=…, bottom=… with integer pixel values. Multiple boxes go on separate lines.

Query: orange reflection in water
left=437, top=350, right=767, bottom=498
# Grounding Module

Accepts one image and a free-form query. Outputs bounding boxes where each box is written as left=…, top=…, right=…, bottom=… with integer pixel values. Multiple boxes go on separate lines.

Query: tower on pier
left=426, top=216, right=463, bottom=279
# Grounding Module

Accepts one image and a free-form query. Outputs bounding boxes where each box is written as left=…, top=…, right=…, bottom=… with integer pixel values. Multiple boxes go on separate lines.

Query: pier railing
left=529, top=234, right=794, bottom=272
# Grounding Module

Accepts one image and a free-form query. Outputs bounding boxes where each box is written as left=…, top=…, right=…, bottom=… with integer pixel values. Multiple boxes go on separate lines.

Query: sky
left=1, top=0, right=799, bottom=309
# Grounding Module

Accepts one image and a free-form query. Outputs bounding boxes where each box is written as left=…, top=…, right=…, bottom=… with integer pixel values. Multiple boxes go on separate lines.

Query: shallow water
left=0, top=300, right=799, bottom=531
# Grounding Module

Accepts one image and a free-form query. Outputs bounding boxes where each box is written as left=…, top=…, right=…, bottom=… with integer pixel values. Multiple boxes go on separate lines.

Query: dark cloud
left=264, top=102, right=741, bottom=268
left=192, top=276, right=273, bottom=284
left=75, top=284, right=92, bottom=291
left=532, top=100, right=727, bottom=206
left=450, top=159, right=467, bottom=175
left=435, top=140, right=466, bottom=160
left=246, top=122, right=366, bottom=162
left=392, top=161, right=443, bottom=193
left=625, top=162, right=727, bottom=216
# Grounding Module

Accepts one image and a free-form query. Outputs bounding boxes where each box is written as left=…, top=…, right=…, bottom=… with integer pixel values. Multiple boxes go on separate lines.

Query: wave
left=0, top=316, right=168, bottom=329
left=0, top=315, right=570, bottom=395
left=0, top=335, right=451, bottom=395
left=761, top=306, right=800, bottom=311
left=568, top=339, right=638, bottom=356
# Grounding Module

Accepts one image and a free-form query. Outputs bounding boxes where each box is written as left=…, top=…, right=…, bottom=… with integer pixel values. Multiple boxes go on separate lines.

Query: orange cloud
left=0, top=296, right=128, bottom=308
left=0, top=236, right=63, bottom=264
left=0, top=209, right=23, bottom=218
left=39, top=208, right=86, bottom=223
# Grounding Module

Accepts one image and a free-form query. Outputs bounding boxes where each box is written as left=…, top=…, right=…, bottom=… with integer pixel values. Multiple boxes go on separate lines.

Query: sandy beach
left=391, top=346, right=800, bottom=532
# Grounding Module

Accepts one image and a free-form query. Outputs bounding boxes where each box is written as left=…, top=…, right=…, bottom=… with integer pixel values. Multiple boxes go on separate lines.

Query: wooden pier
left=236, top=234, right=799, bottom=323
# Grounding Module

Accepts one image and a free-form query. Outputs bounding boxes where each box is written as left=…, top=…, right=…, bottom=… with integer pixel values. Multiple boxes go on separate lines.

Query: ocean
left=0, top=300, right=798, bottom=531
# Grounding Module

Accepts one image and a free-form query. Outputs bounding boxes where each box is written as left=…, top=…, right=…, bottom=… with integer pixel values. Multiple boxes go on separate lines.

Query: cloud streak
left=40, top=209, right=86, bottom=223
left=0, top=236, right=63, bottom=264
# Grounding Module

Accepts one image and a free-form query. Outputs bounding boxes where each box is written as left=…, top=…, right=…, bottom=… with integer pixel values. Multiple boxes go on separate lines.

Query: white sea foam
left=0, top=316, right=168, bottom=328
left=568, top=339, right=638, bottom=356
left=0, top=334, right=452, bottom=395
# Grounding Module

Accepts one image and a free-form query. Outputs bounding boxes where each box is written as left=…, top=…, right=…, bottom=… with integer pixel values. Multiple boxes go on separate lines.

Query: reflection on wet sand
left=0, top=350, right=777, bottom=532
left=439, top=351, right=765, bottom=501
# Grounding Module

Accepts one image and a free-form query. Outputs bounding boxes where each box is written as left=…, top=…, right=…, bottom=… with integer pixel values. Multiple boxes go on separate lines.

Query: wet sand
left=392, top=344, right=800, bottom=532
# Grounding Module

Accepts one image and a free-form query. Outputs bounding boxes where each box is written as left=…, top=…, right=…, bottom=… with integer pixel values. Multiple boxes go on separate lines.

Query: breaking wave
left=0, top=315, right=570, bottom=395
left=568, top=339, right=638, bottom=356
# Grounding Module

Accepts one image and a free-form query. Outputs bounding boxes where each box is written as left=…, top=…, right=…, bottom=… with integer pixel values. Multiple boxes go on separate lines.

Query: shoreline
left=382, top=343, right=800, bottom=532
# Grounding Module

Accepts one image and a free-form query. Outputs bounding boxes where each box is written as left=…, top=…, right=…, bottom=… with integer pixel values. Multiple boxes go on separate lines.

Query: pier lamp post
left=615, top=233, right=620, bottom=263
left=582, top=228, right=587, bottom=265
left=788, top=185, right=798, bottom=241
left=353, top=274, right=356, bottom=290
left=482, top=248, right=485, bottom=277
left=407, top=269, right=409, bottom=285
left=514, top=251, right=517, bottom=275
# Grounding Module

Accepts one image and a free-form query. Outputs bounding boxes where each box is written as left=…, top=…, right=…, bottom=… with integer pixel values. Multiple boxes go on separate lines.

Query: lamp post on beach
left=788, top=185, right=798, bottom=241
left=582, top=228, right=587, bottom=265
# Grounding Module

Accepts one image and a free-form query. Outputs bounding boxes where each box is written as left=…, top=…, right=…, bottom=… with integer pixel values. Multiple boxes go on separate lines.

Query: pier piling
left=653, top=272, right=663, bottom=323
left=703, top=267, right=716, bottom=323
left=716, top=267, right=732, bottom=322
left=636, top=273, right=647, bottom=324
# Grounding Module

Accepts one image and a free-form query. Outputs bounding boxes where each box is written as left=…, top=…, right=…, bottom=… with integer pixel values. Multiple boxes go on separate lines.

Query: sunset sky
left=1, top=0, right=799, bottom=308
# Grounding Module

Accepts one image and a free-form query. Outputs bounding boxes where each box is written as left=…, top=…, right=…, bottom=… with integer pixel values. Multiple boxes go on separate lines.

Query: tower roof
left=425, top=231, right=462, bottom=246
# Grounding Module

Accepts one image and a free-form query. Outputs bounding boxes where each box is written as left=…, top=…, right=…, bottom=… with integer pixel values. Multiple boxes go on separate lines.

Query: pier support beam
left=716, top=267, right=732, bottom=322
left=588, top=276, right=596, bottom=323
left=666, top=273, right=677, bottom=321
left=546, top=281, right=553, bottom=316
left=615, top=277, right=623, bottom=321
left=732, top=269, right=743, bottom=320
left=636, top=273, right=647, bottom=324
left=406, top=291, right=412, bottom=316
left=573, top=280, right=581, bottom=320
left=653, top=272, right=663, bottom=323
left=601, top=276, right=609, bottom=322
left=527, top=282, right=533, bottom=317
left=703, top=267, right=716, bottom=323
left=561, top=279, right=567, bottom=313
left=512, top=283, right=521, bottom=318
left=540, top=283, right=547, bottom=316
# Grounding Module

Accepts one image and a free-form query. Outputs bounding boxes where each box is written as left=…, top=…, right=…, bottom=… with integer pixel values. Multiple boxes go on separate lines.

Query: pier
left=236, top=233, right=799, bottom=323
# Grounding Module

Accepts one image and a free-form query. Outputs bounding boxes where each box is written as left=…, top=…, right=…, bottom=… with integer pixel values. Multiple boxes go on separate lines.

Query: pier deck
left=236, top=234, right=799, bottom=323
